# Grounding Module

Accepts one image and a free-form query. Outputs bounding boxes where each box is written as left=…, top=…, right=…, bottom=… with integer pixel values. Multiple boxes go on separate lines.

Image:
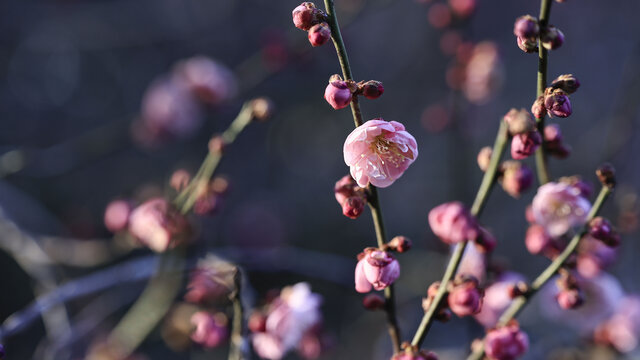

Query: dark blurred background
left=1, top=0, right=640, bottom=359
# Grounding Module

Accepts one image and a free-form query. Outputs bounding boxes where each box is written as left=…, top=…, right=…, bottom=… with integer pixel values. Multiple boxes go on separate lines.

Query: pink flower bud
left=596, top=163, right=616, bottom=189
left=388, top=235, right=412, bottom=253
left=334, top=175, right=359, bottom=205
left=250, top=97, right=276, bottom=122
left=170, top=169, right=191, bottom=192
left=500, top=161, right=533, bottom=198
left=185, top=256, right=237, bottom=305
left=543, top=123, right=571, bottom=158
left=324, top=77, right=352, bottom=110
left=428, top=202, right=480, bottom=244
left=354, top=249, right=400, bottom=292
left=104, top=200, right=133, bottom=233
left=342, top=196, right=365, bottom=219
left=513, top=15, right=539, bottom=39
left=576, top=236, right=618, bottom=279
left=343, top=119, right=418, bottom=188
left=308, top=22, right=331, bottom=47
left=477, top=146, right=493, bottom=172
left=551, top=74, right=580, bottom=94
left=544, top=87, right=572, bottom=118
left=503, top=108, right=535, bottom=136
left=292, top=2, right=322, bottom=31
left=531, top=95, right=546, bottom=119
left=525, top=224, right=552, bottom=255
left=128, top=198, right=189, bottom=252
left=532, top=181, right=591, bottom=237
left=588, top=217, right=620, bottom=247
left=541, top=25, right=564, bottom=50
left=190, top=312, right=228, bottom=348
left=448, top=277, right=483, bottom=317
left=516, top=36, right=538, bottom=53
left=361, top=80, right=384, bottom=99
left=362, top=294, right=385, bottom=310
left=485, top=322, right=529, bottom=360
left=510, top=130, right=542, bottom=160
left=556, top=288, right=584, bottom=310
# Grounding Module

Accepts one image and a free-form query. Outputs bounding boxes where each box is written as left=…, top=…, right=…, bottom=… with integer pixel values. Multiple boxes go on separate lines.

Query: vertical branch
left=534, top=0, right=553, bottom=185
left=228, top=268, right=246, bottom=360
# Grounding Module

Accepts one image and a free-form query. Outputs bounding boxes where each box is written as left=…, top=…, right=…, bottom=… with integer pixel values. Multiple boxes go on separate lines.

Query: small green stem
left=467, top=186, right=612, bottom=360
left=534, top=0, right=553, bottom=185
left=411, top=121, right=509, bottom=347
left=228, top=269, right=246, bottom=360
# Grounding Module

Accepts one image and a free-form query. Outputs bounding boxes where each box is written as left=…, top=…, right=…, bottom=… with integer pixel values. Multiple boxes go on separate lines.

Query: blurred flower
left=185, top=255, right=237, bottom=305
left=343, top=119, right=418, bottom=188
left=128, top=197, right=189, bottom=252
left=594, top=296, right=640, bottom=353
left=531, top=181, right=591, bottom=237
left=427, top=4, right=452, bottom=29
left=428, top=201, right=480, bottom=245
left=576, top=235, right=618, bottom=279
left=458, top=242, right=487, bottom=284
left=251, top=283, right=323, bottom=360
left=355, top=248, right=400, bottom=292
left=484, top=321, right=529, bottom=360
left=524, top=224, right=552, bottom=255
left=172, top=56, right=237, bottom=105
left=463, top=42, right=504, bottom=104
left=474, top=272, right=526, bottom=328
left=104, top=199, right=133, bottom=233
left=190, top=311, right=229, bottom=348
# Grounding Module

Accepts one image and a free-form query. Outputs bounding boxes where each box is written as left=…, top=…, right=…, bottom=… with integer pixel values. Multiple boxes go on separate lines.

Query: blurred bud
left=360, top=80, right=385, bottom=100
left=308, top=22, right=331, bottom=47
left=477, top=146, right=493, bottom=172
left=544, top=87, right=572, bottom=118
left=517, top=36, right=538, bottom=53
left=208, top=135, right=227, bottom=154
left=485, top=322, right=529, bottom=360
left=551, top=74, right=580, bottom=94
left=427, top=4, right=452, bottom=29
left=342, top=196, right=365, bottom=219
left=507, top=282, right=529, bottom=298
left=170, top=169, right=191, bottom=192
left=511, top=130, right=542, bottom=160
left=503, top=108, right=535, bottom=135
left=185, top=255, right=237, bottom=305
left=531, top=95, right=546, bottom=119
left=292, top=2, right=322, bottom=31
left=556, top=288, right=584, bottom=310
left=449, top=0, right=476, bottom=18
left=588, top=217, right=620, bottom=247
left=251, top=97, right=275, bottom=122
left=128, top=198, right=189, bottom=252
left=500, top=161, right=533, bottom=198
left=172, top=57, right=237, bottom=105
left=190, top=311, right=229, bottom=348
left=541, top=26, right=564, bottom=50
left=362, top=294, right=386, bottom=310
left=513, top=15, right=539, bottom=39
left=248, top=312, right=268, bottom=333
left=428, top=202, right=480, bottom=245
left=544, top=124, right=571, bottom=159
left=525, top=224, right=552, bottom=255
left=596, top=163, right=616, bottom=189
left=211, top=176, right=231, bottom=195
left=388, top=236, right=412, bottom=253
left=448, top=275, right=483, bottom=317
left=104, top=200, right=133, bottom=233
left=427, top=282, right=441, bottom=299
left=324, top=76, right=353, bottom=110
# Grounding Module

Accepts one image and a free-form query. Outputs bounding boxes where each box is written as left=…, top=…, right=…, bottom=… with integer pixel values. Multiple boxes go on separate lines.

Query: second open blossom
left=343, top=119, right=418, bottom=188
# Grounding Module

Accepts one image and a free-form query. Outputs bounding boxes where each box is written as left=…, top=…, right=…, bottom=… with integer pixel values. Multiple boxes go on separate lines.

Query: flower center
left=370, top=135, right=414, bottom=167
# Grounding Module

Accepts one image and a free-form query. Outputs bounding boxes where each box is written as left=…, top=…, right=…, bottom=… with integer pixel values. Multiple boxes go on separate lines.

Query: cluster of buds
left=292, top=2, right=331, bottom=47
left=428, top=201, right=495, bottom=251
left=324, top=74, right=384, bottom=110
left=391, top=343, right=439, bottom=360
left=482, top=321, right=529, bottom=360
left=503, top=108, right=543, bottom=160
left=555, top=270, right=584, bottom=310
left=334, top=175, right=368, bottom=219
left=532, top=74, right=579, bottom=119
left=513, top=15, right=564, bottom=53
left=355, top=248, right=400, bottom=293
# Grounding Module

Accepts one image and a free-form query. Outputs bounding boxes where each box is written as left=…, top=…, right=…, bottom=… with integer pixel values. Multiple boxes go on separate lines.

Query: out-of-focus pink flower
left=173, top=56, right=237, bottom=105
left=511, top=131, right=542, bottom=160
left=524, top=224, right=552, bottom=255
left=343, top=119, right=418, bottom=188
left=324, top=76, right=352, bottom=110
left=594, top=296, right=640, bottom=353
left=448, top=0, right=475, bottom=18
left=104, top=200, right=133, bottom=233
left=355, top=249, right=400, bottom=293
left=500, top=161, right=533, bottom=198
left=484, top=322, right=529, bottom=360
left=428, top=202, right=480, bottom=245
left=556, top=288, right=583, bottom=310
left=137, top=78, right=203, bottom=144
left=185, top=255, right=236, bottom=305
left=474, top=272, right=526, bottom=328
left=190, top=311, right=228, bottom=348
left=448, top=276, right=483, bottom=317
left=128, top=197, right=189, bottom=252
left=576, top=236, right=618, bottom=279
left=251, top=283, right=323, bottom=360
left=531, top=181, right=591, bottom=237
left=458, top=243, right=487, bottom=284
left=544, top=124, right=571, bottom=159
left=427, top=3, right=452, bottom=29
left=463, top=42, right=504, bottom=104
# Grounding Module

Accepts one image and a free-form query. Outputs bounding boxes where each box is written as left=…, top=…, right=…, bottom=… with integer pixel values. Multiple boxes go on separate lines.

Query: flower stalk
left=534, top=0, right=553, bottom=185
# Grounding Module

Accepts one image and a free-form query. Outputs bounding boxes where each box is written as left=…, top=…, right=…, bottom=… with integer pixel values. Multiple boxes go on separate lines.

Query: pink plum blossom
left=343, top=119, right=418, bottom=188
left=531, top=181, right=591, bottom=237
left=484, top=322, right=529, bottom=360
left=428, top=201, right=480, bottom=244
left=355, top=249, right=400, bottom=293
left=594, top=296, right=640, bottom=353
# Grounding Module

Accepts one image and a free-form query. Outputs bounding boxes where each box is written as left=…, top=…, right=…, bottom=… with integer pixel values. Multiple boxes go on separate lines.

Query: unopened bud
left=596, top=163, right=616, bottom=189
left=541, top=25, right=564, bottom=50
left=531, top=95, right=546, bottom=119
left=556, top=288, right=584, bottom=309
left=388, top=235, right=412, bottom=253
left=588, top=217, right=620, bottom=247
left=511, top=130, right=542, bottom=160
left=292, top=2, right=323, bottom=31
left=250, top=97, right=275, bottom=122
left=500, top=161, right=533, bottom=198
left=503, top=108, right=535, bottom=135
left=308, top=22, right=331, bottom=47
left=170, top=169, right=191, bottom=192
left=324, top=76, right=353, bottom=110
left=477, top=146, right=493, bottom=172
left=342, top=196, right=365, bottom=219
left=362, top=294, right=386, bottom=310
left=551, top=74, right=580, bottom=94
left=360, top=80, right=384, bottom=99
left=513, top=15, right=539, bottom=39
left=544, top=87, right=572, bottom=118
left=517, top=36, right=538, bottom=53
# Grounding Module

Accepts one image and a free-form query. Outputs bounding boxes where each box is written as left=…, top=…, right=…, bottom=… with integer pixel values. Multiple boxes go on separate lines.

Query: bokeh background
left=1, top=0, right=640, bottom=359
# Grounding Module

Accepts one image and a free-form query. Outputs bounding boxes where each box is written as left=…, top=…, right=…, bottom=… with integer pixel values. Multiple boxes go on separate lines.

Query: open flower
left=355, top=248, right=400, bottom=293
left=531, top=181, right=591, bottom=237
left=343, top=119, right=418, bottom=188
